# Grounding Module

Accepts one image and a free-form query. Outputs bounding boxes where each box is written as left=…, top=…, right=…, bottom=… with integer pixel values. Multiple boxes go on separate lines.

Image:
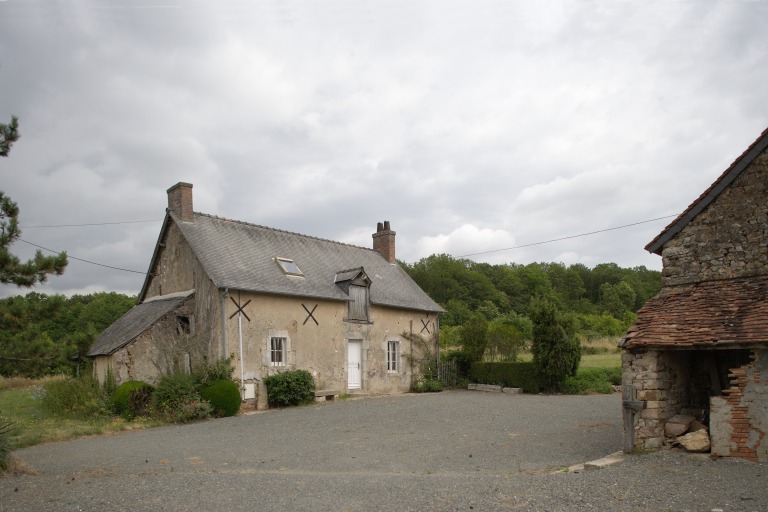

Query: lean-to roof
left=87, top=291, right=193, bottom=356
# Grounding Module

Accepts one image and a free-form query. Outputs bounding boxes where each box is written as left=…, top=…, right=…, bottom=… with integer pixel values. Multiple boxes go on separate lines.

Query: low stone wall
left=467, top=383, right=523, bottom=394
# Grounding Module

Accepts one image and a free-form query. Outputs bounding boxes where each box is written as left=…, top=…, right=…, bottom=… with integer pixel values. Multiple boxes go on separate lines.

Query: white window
left=270, top=337, right=287, bottom=366
left=387, top=340, right=400, bottom=373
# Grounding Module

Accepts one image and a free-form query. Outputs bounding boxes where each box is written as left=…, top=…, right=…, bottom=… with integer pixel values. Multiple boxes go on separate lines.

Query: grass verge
left=0, top=385, right=162, bottom=451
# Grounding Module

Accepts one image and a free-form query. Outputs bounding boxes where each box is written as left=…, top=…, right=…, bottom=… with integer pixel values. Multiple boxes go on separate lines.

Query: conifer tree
left=530, top=295, right=581, bottom=392
left=1, top=117, right=68, bottom=286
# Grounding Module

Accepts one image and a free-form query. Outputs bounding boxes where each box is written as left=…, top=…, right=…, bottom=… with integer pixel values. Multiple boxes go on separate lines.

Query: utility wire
left=17, top=238, right=148, bottom=275
left=20, top=219, right=162, bottom=228
left=15, top=214, right=679, bottom=276
left=455, top=214, right=679, bottom=259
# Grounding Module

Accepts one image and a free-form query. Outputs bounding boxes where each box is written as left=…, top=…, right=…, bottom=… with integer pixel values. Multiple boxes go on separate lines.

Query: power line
left=17, top=238, right=148, bottom=275
left=15, top=213, right=679, bottom=276
left=455, top=214, right=679, bottom=259
left=20, top=219, right=162, bottom=229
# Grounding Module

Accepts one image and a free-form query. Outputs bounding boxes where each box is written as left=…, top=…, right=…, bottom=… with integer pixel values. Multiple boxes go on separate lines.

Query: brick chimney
left=167, top=182, right=194, bottom=222
left=372, top=220, right=396, bottom=263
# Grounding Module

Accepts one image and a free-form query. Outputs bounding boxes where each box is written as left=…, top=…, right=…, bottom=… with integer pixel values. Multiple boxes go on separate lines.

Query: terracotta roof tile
left=622, top=275, right=768, bottom=349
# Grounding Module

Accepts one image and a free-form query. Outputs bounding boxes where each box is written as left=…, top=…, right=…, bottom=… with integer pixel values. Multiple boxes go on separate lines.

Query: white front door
left=347, top=340, right=362, bottom=390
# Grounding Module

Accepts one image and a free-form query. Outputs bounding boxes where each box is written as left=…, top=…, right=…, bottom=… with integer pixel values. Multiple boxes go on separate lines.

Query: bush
left=563, top=368, right=621, bottom=395
left=469, top=362, right=541, bottom=393
left=264, top=370, right=315, bottom=407
left=113, top=381, right=154, bottom=418
left=153, top=372, right=212, bottom=423
left=192, top=357, right=235, bottom=387
left=40, top=375, right=101, bottom=417
left=411, top=377, right=444, bottom=393
left=200, top=380, right=241, bottom=417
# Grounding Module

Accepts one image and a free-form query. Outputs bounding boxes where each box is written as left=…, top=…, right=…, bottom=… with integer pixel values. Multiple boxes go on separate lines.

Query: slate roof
left=646, top=126, right=768, bottom=255
left=148, top=213, right=444, bottom=313
left=620, top=276, right=768, bottom=350
left=87, top=291, right=193, bottom=356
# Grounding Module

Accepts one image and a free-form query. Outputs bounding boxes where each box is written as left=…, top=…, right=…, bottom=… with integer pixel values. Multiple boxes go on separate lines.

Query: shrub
left=563, top=368, right=621, bottom=395
left=411, top=377, right=444, bottom=393
left=153, top=372, right=213, bottom=423
left=113, top=381, right=154, bottom=418
left=469, top=362, right=541, bottom=393
left=200, top=380, right=241, bottom=417
left=159, top=392, right=213, bottom=423
left=40, top=375, right=101, bottom=417
left=192, top=356, right=235, bottom=387
left=264, top=370, right=315, bottom=407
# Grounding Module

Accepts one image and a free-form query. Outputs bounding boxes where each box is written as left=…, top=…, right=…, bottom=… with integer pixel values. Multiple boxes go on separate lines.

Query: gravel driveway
left=1, top=391, right=766, bottom=511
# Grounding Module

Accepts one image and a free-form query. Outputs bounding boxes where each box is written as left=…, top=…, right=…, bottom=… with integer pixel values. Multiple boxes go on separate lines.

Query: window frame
left=275, top=257, right=303, bottom=277
left=386, top=340, right=400, bottom=373
left=270, top=336, right=287, bottom=367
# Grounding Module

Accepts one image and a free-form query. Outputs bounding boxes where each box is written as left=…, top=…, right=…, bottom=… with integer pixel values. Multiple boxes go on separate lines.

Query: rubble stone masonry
left=660, top=150, right=768, bottom=286
left=622, top=350, right=690, bottom=451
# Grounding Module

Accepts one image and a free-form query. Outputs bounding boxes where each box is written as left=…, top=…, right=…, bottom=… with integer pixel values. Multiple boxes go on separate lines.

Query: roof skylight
left=275, top=257, right=303, bottom=277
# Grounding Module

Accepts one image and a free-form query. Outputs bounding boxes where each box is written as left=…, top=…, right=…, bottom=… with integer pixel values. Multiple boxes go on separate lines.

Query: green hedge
left=469, top=362, right=541, bottom=393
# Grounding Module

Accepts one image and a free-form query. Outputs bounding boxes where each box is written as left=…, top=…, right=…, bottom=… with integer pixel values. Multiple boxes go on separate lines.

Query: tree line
left=401, top=254, right=661, bottom=362
left=0, top=292, right=136, bottom=377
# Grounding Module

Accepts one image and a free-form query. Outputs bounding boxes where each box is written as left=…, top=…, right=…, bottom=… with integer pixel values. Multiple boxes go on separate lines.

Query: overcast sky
left=1, top=0, right=767, bottom=299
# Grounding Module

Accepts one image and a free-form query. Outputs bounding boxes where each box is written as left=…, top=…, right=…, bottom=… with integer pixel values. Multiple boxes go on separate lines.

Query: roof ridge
left=645, top=125, right=768, bottom=254
left=192, top=211, right=377, bottom=253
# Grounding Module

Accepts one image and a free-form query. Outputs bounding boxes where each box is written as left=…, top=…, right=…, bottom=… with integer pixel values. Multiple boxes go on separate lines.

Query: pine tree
left=1, top=117, right=68, bottom=286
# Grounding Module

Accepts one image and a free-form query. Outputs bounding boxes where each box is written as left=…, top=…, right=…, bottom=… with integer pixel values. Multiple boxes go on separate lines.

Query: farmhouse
left=88, top=183, right=443, bottom=406
left=620, top=127, right=768, bottom=461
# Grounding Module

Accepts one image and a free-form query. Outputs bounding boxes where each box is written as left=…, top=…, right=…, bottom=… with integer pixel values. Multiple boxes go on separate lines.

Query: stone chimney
left=372, top=220, right=396, bottom=263
left=167, top=182, right=194, bottom=222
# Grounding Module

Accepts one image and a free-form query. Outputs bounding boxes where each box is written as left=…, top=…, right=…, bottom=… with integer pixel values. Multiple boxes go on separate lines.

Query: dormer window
left=275, top=257, right=303, bottom=276
left=335, top=267, right=372, bottom=323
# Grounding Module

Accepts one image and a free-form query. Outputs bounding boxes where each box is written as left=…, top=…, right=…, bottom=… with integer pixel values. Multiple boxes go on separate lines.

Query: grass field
left=0, top=379, right=160, bottom=451
left=518, top=352, right=620, bottom=369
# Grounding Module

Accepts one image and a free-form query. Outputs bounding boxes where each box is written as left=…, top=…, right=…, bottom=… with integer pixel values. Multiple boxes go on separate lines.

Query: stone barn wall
left=659, top=149, right=768, bottom=287
left=622, top=350, right=691, bottom=451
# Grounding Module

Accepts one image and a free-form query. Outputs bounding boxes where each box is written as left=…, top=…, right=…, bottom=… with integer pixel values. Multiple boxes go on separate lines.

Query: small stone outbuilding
left=620, top=126, right=768, bottom=461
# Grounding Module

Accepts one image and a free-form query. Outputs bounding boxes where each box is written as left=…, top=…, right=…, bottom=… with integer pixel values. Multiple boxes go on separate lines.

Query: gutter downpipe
left=436, top=314, right=441, bottom=381
left=237, top=291, right=245, bottom=400
left=221, top=288, right=229, bottom=359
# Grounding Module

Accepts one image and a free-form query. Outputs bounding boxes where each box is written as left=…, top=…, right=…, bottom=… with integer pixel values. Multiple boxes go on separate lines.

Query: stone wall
left=660, top=149, right=768, bottom=286
left=710, top=350, right=768, bottom=462
left=622, top=350, right=691, bottom=451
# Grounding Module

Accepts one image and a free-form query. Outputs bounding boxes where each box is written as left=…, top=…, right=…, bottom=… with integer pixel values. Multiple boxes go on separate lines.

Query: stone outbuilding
left=620, top=126, right=768, bottom=461
left=89, top=183, right=444, bottom=407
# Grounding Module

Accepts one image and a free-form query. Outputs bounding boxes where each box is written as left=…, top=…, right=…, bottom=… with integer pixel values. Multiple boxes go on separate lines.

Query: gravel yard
left=1, top=391, right=766, bottom=511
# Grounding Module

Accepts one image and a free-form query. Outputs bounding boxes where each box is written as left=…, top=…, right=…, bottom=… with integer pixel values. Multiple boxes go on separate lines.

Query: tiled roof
left=88, top=291, right=193, bottom=356
left=170, top=213, right=444, bottom=313
left=621, top=276, right=768, bottom=349
left=646, top=126, right=768, bottom=255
